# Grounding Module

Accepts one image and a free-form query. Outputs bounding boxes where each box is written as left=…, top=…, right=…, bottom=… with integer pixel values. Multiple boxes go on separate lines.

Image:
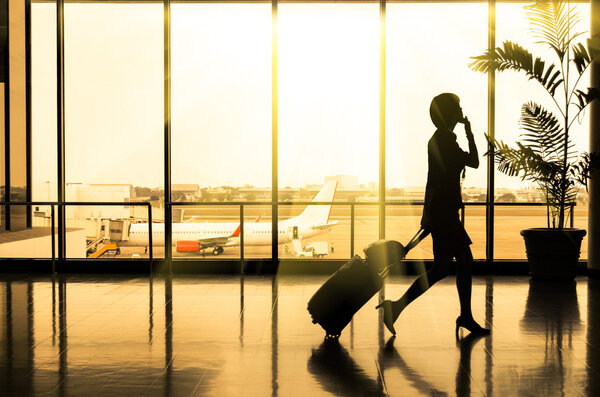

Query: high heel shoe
left=376, top=300, right=399, bottom=335
left=455, top=316, right=490, bottom=338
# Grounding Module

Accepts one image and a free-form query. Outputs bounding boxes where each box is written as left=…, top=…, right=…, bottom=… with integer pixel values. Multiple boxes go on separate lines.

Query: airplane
left=120, top=181, right=338, bottom=256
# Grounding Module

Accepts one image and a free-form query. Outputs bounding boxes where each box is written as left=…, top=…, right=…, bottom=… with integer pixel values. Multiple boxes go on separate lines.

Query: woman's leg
left=455, top=245, right=474, bottom=320
left=392, top=253, right=452, bottom=314
left=454, top=245, right=489, bottom=334
left=377, top=253, right=452, bottom=334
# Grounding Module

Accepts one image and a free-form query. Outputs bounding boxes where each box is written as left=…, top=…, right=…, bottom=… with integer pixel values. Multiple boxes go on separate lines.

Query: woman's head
left=429, top=93, right=462, bottom=129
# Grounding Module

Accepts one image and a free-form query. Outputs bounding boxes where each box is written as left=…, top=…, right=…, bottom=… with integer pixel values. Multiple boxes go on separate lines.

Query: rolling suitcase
left=307, top=228, right=428, bottom=338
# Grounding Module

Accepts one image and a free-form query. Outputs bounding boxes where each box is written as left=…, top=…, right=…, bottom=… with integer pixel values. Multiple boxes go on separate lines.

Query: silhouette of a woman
left=377, top=93, right=490, bottom=337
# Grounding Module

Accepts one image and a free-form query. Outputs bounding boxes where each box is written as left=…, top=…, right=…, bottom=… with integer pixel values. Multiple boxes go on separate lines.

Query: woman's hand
left=460, top=116, right=473, bottom=137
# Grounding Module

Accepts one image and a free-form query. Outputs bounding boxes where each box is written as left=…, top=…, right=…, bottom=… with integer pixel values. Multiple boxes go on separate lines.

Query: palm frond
left=518, top=102, right=570, bottom=165
left=470, top=41, right=563, bottom=96
left=573, top=87, right=600, bottom=113
left=484, top=131, right=585, bottom=212
left=569, top=153, right=591, bottom=188
left=485, top=135, right=562, bottom=183
left=572, top=42, right=591, bottom=75
left=525, top=0, right=583, bottom=60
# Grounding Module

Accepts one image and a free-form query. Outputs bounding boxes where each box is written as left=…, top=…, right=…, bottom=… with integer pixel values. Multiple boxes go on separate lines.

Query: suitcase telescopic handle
left=405, top=227, right=430, bottom=253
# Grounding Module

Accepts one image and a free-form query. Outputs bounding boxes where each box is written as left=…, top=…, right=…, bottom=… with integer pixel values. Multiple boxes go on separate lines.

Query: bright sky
left=31, top=2, right=591, bottom=197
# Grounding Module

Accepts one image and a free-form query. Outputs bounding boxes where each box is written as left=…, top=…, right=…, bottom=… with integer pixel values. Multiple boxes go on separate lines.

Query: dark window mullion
left=272, top=0, right=278, bottom=264
left=486, top=0, right=495, bottom=264
left=164, top=0, right=172, bottom=271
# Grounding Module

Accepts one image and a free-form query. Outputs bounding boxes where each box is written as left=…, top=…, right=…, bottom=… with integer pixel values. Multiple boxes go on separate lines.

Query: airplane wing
left=195, top=223, right=241, bottom=249
left=311, top=221, right=338, bottom=230
left=196, top=236, right=235, bottom=249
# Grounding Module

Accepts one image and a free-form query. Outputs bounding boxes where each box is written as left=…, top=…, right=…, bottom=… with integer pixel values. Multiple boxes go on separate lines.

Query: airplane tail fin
left=297, top=181, right=338, bottom=225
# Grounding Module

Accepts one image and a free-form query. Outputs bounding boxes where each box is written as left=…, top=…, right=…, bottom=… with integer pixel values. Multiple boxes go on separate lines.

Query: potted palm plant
left=470, top=0, right=599, bottom=280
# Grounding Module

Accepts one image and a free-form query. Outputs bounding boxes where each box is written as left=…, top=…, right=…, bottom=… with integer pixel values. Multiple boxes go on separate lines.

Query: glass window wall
left=15, top=0, right=596, bottom=263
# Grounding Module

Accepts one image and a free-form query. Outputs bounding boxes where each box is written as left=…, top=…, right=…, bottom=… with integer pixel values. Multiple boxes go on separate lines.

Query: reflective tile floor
left=1, top=273, right=600, bottom=396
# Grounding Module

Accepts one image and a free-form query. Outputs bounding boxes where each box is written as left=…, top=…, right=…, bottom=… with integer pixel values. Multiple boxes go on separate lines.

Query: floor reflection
left=164, top=274, right=173, bottom=396
left=587, top=278, right=600, bottom=396
left=518, top=280, right=583, bottom=397
left=58, top=278, right=67, bottom=397
left=0, top=274, right=599, bottom=396
left=271, top=275, right=278, bottom=397
left=455, top=334, right=487, bottom=397
left=484, top=278, right=493, bottom=397
left=521, top=280, right=582, bottom=335
left=308, top=338, right=385, bottom=396
left=308, top=331, right=486, bottom=397
left=2, top=282, right=35, bottom=396
left=378, top=337, right=448, bottom=396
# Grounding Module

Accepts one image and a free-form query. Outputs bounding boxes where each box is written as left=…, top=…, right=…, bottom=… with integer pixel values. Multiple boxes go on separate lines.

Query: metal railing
left=0, top=201, right=154, bottom=273
left=170, top=200, right=577, bottom=259
left=0, top=199, right=577, bottom=270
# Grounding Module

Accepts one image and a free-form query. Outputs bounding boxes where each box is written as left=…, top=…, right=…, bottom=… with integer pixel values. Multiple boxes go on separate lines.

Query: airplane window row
left=130, top=229, right=291, bottom=235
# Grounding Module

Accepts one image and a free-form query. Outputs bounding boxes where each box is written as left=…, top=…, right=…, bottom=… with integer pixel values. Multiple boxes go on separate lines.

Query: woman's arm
left=461, top=117, right=479, bottom=169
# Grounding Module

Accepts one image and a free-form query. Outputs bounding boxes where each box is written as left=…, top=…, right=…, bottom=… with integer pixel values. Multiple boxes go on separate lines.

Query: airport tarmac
left=106, top=205, right=589, bottom=261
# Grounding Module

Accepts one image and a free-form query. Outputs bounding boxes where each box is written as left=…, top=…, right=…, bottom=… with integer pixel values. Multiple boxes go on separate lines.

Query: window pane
left=464, top=205, right=486, bottom=260
left=64, top=3, right=164, bottom=258
left=6, top=0, right=28, bottom=231
left=386, top=3, right=488, bottom=259
left=385, top=204, right=485, bottom=261
left=495, top=205, right=547, bottom=260
left=278, top=3, right=379, bottom=201
left=171, top=3, right=271, bottom=197
left=495, top=204, right=588, bottom=260
left=386, top=3, right=488, bottom=197
left=170, top=4, right=271, bottom=260
left=8, top=2, right=59, bottom=258
left=386, top=205, right=432, bottom=260
left=495, top=3, right=590, bottom=259
left=574, top=205, right=588, bottom=260
left=32, top=0, right=55, bottom=204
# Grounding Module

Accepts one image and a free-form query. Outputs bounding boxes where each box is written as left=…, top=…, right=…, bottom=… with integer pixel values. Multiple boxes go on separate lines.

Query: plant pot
left=520, top=228, right=586, bottom=281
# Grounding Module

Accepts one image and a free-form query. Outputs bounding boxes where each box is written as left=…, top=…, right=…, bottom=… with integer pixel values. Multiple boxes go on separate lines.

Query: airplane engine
left=176, top=240, right=200, bottom=253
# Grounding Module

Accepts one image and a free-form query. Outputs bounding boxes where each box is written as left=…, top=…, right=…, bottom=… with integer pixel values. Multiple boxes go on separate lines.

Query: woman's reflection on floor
left=378, top=337, right=449, bottom=396
left=308, top=333, right=486, bottom=396
left=308, top=338, right=386, bottom=396
left=455, top=334, right=486, bottom=397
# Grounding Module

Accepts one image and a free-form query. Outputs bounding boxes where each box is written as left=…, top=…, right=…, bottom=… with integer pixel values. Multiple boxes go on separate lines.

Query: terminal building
left=2, top=1, right=600, bottom=395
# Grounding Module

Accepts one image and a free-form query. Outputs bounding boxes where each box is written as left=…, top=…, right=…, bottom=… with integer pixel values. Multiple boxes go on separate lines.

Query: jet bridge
left=108, top=220, right=131, bottom=242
